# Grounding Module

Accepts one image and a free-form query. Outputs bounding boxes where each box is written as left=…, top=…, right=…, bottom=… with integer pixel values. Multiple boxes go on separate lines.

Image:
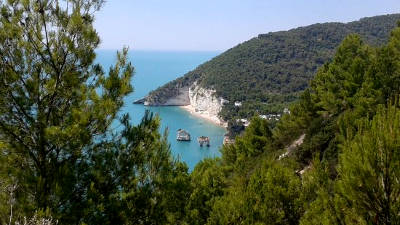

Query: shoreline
left=180, top=105, right=228, bottom=128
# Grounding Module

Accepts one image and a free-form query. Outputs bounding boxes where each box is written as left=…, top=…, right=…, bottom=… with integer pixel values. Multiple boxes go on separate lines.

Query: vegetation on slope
left=185, top=24, right=400, bottom=225
left=0, top=1, right=189, bottom=224
left=148, top=14, right=400, bottom=121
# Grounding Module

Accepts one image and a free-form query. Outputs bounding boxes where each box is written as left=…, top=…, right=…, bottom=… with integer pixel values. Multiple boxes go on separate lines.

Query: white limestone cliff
left=183, top=82, right=227, bottom=127
left=141, top=81, right=228, bottom=127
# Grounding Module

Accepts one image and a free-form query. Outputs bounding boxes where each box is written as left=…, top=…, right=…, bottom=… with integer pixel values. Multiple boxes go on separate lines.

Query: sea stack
left=198, top=136, right=210, bottom=147
left=177, top=129, right=191, bottom=141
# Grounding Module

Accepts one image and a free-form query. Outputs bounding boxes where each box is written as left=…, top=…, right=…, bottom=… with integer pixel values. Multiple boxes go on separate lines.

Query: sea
left=96, top=50, right=225, bottom=171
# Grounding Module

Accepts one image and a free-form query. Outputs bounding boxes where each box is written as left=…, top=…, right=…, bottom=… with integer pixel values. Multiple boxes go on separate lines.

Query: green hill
left=145, top=14, right=400, bottom=121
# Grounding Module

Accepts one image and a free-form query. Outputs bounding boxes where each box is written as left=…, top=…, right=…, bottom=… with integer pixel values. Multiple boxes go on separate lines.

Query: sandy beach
left=180, top=105, right=228, bottom=128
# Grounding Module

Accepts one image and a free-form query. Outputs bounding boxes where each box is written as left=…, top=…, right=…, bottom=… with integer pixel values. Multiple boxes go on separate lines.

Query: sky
left=94, top=0, right=400, bottom=51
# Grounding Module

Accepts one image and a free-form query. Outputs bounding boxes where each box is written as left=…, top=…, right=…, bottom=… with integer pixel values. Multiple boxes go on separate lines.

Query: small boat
left=177, top=129, right=191, bottom=141
left=198, top=136, right=210, bottom=147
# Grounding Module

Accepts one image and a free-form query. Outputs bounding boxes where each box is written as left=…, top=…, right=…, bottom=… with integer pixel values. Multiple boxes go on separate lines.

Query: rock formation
left=136, top=81, right=227, bottom=126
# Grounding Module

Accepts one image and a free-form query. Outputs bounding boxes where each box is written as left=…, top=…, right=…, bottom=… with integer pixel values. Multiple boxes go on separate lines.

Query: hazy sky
left=94, top=0, right=400, bottom=51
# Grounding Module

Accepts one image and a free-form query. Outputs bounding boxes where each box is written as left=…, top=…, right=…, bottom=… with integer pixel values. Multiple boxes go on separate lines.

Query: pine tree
left=184, top=158, right=226, bottom=225
left=0, top=0, right=133, bottom=220
left=208, top=161, right=302, bottom=225
left=337, top=104, right=400, bottom=224
left=80, top=112, right=191, bottom=225
left=311, top=34, right=374, bottom=117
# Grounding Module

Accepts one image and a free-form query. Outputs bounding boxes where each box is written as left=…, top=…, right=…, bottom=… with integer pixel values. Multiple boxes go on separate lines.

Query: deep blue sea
left=96, top=50, right=225, bottom=170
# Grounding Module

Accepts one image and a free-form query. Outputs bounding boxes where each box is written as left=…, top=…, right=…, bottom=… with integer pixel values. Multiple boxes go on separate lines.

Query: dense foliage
left=1, top=1, right=400, bottom=224
left=0, top=1, right=189, bottom=224
left=148, top=14, right=400, bottom=121
left=183, top=24, right=400, bottom=225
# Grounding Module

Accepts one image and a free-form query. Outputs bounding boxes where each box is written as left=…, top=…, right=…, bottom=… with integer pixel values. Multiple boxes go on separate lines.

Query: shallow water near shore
left=96, top=50, right=225, bottom=171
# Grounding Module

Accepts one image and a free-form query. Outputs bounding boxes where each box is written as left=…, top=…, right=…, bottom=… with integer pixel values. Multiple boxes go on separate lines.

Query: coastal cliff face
left=139, top=80, right=227, bottom=126
left=188, top=82, right=226, bottom=126
left=189, top=83, right=221, bottom=117
left=144, top=86, right=190, bottom=106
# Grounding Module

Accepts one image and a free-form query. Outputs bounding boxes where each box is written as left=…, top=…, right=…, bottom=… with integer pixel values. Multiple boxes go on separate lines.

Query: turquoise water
left=96, top=50, right=225, bottom=170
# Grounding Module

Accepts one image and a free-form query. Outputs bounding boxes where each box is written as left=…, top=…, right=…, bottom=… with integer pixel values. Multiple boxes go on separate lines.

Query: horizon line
left=96, top=48, right=225, bottom=53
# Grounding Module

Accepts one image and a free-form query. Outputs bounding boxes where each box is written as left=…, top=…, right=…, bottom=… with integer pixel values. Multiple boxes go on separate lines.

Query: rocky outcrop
left=279, top=134, right=306, bottom=160
left=187, top=82, right=225, bottom=123
left=162, top=86, right=190, bottom=105
left=223, top=135, right=235, bottom=145
left=133, top=98, right=146, bottom=104
left=137, top=81, right=227, bottom=127
left=142, top=86, right=190, bottom=106
left=177, top=129, right=191, bottom=141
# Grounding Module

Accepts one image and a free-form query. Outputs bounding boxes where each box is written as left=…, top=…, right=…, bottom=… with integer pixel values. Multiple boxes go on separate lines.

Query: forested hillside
left=147, top=14, right=400, bottom=120
left=184, top=24, right=400, bottom=225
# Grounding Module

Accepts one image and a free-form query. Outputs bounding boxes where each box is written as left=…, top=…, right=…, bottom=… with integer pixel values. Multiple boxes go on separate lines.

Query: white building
left=283, top=108, right=291, bottom=114
left=259, top=114, right=281, bottom=121
left=259, top=115, right=268, bottom=119
left=220, top=98, right=230, bottom=105
left=236, top=118, right=250, bottom=127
